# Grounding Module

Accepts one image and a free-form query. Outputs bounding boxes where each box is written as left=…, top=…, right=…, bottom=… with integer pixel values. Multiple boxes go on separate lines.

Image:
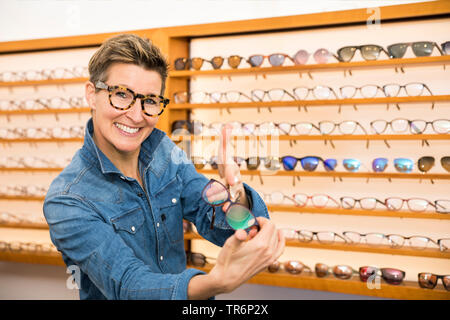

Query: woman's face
left=86, top=63, right=163, bottom=157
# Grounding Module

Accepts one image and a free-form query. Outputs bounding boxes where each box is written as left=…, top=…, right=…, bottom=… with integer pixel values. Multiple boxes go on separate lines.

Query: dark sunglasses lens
left=315, top=263, right=329, bottom=277
left=284, top=261, right=304, bottom=274
left=282, top=156, right=298, bottom=171
left=300, top=156, right=320, bottom=172
left=343, top=159, right=361, bottom=172
left=228, top=55, right=242, bottom=68
left=388, top=43, right=408, bottom=58
left=359, top=266, right=378, bottom=282
left=226, top=204, right=256, bottom=230
left=418, top=156, right=435, bottom=173
left=412, top=42, right=434, bottom=57
left=361, top=45, right=382, bottom=60
left=333, top=265, right=353, bottom=279
left=268, top=54, right=285, bottom=67
left=418, top=273, right=437, bottom=289
left=443, top=42, right=450, bottom=55
left=174, top=58, right=188, bottom=70
left=268, top=261, right=280, bottom=273
left=248, top=55, right=264, bottom=67
left=210, top=56, right=224, bottom=69
left=210, top=156, right=218, bottom=170
left=324, top=158, right=337, bottom=171
left=190, top=253, right=206, bottom=267
left=202, top=180, right=228, bottom=205
left=443, top=276, right=450, bottom=290
left=338, top=47, right=355, bottom=62
left=372, top=157, right=388, bottom=172
left=381, top=268, right=405, bottom=285
left=394, top=158, right=413, bottom=173
left=246, top=157, right=260, bottom=170
left=441, top=157, right=450, bottom=172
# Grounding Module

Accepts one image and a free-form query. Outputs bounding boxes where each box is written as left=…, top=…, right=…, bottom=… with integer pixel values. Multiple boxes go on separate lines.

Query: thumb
left=224, top=229, right=247, bottom=251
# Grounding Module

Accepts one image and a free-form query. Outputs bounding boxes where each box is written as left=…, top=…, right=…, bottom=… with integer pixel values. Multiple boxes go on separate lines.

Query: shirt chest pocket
left=111, top=207, right=145, bottom=235
left=155, top=178, right=183, bottom=244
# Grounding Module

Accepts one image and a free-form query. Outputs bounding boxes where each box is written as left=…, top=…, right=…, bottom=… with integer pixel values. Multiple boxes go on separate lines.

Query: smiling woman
left=42, top=34, right=282, bottom=300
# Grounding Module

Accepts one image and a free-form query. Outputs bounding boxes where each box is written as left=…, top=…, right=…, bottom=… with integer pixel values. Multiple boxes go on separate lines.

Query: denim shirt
left=43, top=118, right=269, bottom=300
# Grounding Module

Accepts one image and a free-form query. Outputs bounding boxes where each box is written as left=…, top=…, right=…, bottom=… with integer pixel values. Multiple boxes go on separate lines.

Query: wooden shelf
left=0, top=137, right=83, bottom=143
left=169, top=55, right=450, bottom=78
left=0, top=107, right=90, bottom=116
left=169, top=95, right=450, bottom=110
left=0, top=167, right=64, bottom=172
left=0, top=77, right=88, bottom=88
left=186, top=233, right=449, bottom=259
left=171, top=134, right=449, bottom=142
left=192, top=264, right=450, bottom=300
left=267, top=205, right=450, bottom=220
left=0, top=196, right=45, bottom=201
left=198, top=169, right=450, bottom=180
left=0, top=221, right=48, bottom=229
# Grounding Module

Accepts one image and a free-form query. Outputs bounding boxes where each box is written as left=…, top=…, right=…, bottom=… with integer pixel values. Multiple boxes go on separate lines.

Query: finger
left=223, top=229, right=247, bottom=253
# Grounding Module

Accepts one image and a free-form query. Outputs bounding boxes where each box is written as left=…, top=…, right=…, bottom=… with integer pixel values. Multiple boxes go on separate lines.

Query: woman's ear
left=85, top=81, right=96, bottom=111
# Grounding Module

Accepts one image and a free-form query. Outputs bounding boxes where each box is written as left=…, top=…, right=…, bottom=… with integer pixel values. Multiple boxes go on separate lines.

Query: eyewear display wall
left=1, top=4, right=449, bottom=300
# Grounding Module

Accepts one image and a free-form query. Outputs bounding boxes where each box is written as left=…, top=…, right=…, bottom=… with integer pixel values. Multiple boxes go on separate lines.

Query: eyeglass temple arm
left=94, top=81, right=108, bottom=90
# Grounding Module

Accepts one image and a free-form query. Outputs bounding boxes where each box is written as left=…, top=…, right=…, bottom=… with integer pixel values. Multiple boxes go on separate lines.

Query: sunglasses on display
left=370, top=118, right=450, bottom=135
left=201, top=179, right=259, bottom=230
left=341, top=158, right=414, bottom=173
left=336, top=44, right=390, bottom=62
left=292, top=48, right=338, bottom=65
left=417, top=156, right=450, bottom=173
left=94, top=81, right=169, bottom=117
left=359, top=266, right=406, bottom=285
left=442, top=41, right=450, bottom=55
left=174, top=57, right=229, bottom=70
left=387, top=41, right=444, bottom=59
left=418, top=273, right=450, bottom=291
left=281, top=156, right=337, bottom=172
left=268, top=260, right=312, bottom=274
left=185, top=251, right=216, bottom=267
left=315, top=263, right=359, bottom=280
left=247, top=53, right=295, bottom=67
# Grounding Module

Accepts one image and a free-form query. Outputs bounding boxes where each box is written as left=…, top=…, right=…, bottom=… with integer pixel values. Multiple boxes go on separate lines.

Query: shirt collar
left=82, top=118, right=165, bottom=177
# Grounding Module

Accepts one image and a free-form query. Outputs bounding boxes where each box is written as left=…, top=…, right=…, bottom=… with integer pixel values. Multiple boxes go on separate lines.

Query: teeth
left=115, top=123, right=140, bottom=134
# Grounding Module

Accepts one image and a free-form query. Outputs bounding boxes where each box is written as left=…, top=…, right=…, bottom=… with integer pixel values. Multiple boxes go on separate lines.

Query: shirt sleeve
left=44, top=193, right=205, bottom=300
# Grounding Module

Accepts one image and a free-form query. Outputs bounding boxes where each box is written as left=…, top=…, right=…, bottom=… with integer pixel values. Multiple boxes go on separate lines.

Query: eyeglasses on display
left=292, top=193, right=340, bottom=208
left=201, top=179, right=259, bottom=230
left=0, top=66, right=88, bottom=82
left=340, top=197, right=387, bottom=211
left=336, top=44, right=389, bottom=62
left=387, top=41, right=444, bottom=59
left=294, top=230, right=348, bottom=244
left=418, top=273, right=450, bottom=291
left=382, top=82, right=433, bottom=97
left=315, top=263, right=358, bottom=279
left=339, top=85, right=384, bottom=99
left=185, top=251, right=216, bottom=267
left=370, top=118, right=449, bottom=135
left=292, top=85, right=339, bottom=100
left=94, top=81, right=169, bottom=117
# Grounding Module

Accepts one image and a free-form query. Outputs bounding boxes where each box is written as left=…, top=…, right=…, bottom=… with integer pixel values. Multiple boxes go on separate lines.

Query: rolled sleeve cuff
left=243, top=182, right=270, bottom=220
left=172, top=268, right=207, bottom=300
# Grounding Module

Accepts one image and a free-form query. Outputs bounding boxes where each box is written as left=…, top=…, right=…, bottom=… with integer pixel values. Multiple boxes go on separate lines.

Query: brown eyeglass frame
left=95, top=81, right=169, bottom=117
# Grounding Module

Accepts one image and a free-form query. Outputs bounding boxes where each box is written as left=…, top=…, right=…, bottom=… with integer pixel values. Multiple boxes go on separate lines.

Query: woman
left=43, top=34, right=284, bottom=300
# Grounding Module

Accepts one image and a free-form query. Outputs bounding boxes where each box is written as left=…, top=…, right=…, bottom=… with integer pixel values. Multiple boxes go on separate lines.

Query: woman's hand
left=208, top=217, right=285, bottom=294
left=216, top=123, right=248, bottom=211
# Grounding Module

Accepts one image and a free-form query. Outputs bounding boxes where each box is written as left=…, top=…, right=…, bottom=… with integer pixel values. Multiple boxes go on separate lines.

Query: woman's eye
left=144, top=98, right=157, bottom=105
left=115, top=91, right=128, bottom=99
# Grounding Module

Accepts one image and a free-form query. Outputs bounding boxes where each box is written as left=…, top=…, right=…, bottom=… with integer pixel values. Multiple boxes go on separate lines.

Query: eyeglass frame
left=94, top=81, right=169, bottom=117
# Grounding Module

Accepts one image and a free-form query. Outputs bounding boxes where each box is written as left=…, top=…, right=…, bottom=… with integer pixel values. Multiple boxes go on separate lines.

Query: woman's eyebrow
left=116, top=83, right=159, bottom=96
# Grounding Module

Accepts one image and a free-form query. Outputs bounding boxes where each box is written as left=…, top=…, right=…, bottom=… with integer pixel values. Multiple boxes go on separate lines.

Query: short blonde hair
left=88, top=33, right=168, bottom=94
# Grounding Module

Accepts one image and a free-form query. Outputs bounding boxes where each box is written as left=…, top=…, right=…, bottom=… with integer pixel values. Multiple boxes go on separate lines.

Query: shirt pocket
left=111, top=207, right=145, bottom=235
left=156, top=178, right=183, bottom=244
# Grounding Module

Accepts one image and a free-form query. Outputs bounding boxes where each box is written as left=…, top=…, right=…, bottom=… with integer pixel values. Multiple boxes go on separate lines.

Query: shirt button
left=160, top=256, right=164, bottom=261
left=172, top=198, right=177, bottom=204
left=131, top=226, right=136, bottom=232
left=156, top=223, right=160, bottom=227
left=120, top=176, right=126, bottom=180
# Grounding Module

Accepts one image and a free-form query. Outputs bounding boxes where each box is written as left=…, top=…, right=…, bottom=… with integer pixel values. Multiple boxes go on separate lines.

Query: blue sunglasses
left=343, top=158, right=414, bottom=173
left=282, top=156, right=337, bottom=172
